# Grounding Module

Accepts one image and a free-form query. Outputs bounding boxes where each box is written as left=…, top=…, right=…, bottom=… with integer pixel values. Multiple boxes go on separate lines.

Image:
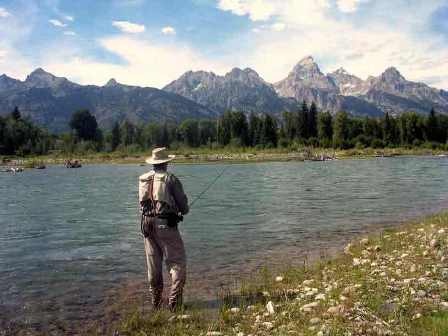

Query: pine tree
left=297, top=101, right=309, bottom=140
left=425, top=108, right=439, bottom=142
left=11, top=106, right=21, bottom=120
left=261, top=114, right=278, bottom=148
left=308, top=102, right=318, bottom=138
left=317, top=112, right=333, bottom=146
left=333, top=111, right=349, bottom=148
left=111, top=121, right=121, bottom=151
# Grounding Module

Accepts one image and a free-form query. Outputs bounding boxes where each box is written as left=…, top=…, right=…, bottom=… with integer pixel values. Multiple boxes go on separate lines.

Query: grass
left=107, top=212, right=448, bottom=336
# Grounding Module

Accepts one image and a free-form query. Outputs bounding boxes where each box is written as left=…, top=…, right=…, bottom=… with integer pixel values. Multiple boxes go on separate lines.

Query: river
left=1, top=156, right=448, bottom=333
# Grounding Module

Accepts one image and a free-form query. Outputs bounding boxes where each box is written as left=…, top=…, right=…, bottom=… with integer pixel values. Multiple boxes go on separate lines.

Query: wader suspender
left=140, top=176, right=155, bottom=237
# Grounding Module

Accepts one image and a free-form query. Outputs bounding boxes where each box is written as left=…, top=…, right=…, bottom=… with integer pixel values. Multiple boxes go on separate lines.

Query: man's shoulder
left=139, top=171, right=154, bottom=181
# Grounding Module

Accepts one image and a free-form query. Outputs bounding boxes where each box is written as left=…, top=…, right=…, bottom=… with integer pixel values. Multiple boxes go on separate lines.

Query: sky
left=0, top=0, right=447, bottom=89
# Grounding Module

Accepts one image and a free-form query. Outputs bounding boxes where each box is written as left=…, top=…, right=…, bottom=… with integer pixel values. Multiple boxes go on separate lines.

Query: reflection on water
left=1, top=156, right=448, bottom=332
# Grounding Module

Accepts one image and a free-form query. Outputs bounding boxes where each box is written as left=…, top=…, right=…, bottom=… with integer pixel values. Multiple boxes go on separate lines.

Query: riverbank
left=2, top=147, right=448, bottom=167
left=111, top=211, right=448, bottom=336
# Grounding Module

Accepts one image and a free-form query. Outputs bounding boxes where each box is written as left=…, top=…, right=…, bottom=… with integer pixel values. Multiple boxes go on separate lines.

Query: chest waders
left=141, top=173, right=186, bottom=311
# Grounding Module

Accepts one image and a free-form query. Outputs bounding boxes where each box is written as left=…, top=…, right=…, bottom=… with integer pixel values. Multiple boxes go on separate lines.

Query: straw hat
left=145, top=147, right=175, bottom=165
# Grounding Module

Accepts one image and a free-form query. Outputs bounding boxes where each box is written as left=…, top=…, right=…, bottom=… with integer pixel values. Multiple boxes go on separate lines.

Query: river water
left=1, top=157, right=448, bottom=333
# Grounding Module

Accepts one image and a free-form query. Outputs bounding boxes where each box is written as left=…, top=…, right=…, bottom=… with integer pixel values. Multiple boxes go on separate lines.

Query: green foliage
left=317, top=111, right=333, bottom=146
left=333, top=111, right=350, bottom=149
left=0, top=107, right=52, bottom=155
left=69, top=109, right=99, bottom=141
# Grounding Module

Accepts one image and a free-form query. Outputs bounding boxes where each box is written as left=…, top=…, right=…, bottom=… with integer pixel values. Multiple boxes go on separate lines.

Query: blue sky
left=0, top=0, right=447, bottom=89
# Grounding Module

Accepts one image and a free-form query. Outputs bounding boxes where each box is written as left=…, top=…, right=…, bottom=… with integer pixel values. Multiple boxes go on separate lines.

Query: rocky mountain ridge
left=1, top=57, right=447, bottom=132
left=0, top=69, right=215, bottom=132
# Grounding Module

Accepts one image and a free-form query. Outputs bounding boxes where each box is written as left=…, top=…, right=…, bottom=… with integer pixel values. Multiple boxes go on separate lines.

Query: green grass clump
left=104, top=212, right=448, bottom=336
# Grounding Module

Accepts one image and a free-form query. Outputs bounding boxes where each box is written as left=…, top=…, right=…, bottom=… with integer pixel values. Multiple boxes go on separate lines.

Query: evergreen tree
left=217, top=112, right=232, bottom=146
left=198, top=119, right=216, bottom=146
left=111, top=121, right=121, bottom=151
left=333, top=111, right=349, bottom=148
left=230, top=111, right=249, bottom=146
left=120, top=119, right=136, bottom=146
left=282, top=111, right=296, bottom=141
left=261, top=114, right=278, bottom=148
left=160, top=122, right=170, bottom=147
left=308, top=102, right=318, bottom=138
left=297, top=101, right=309, bottom=140
left=11, top=106, right=21, bottom=120
left=179, top=119, right=199, bottom=147
left=317, top=112, right=333, bottom=146
left=425, top=108, right=439, bottom=142
left=69, top=109, right=99, bottom=141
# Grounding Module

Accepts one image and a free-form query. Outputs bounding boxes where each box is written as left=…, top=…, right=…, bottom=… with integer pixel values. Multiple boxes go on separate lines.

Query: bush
left=371, top=139, right=384, bottom=148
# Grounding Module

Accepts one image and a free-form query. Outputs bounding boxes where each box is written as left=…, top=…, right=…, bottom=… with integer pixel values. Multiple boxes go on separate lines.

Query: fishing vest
left=139, top=171, right=178, bottom=216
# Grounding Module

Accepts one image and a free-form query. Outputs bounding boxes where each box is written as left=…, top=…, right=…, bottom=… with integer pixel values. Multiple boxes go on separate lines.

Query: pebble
left=310, top=317, right=321, bottom=325
left=230, top=307, right=240, bottom=313
left=264, top=301, right=274, bottom=315
left=360, top=238, right=369, bottom=245
left=262, top=322, right=274, bottom=330
left=275, top=275, right=284, bottom=282
left=327, top=305, right=343, bottom=315
left=315, top=293, right=326, bottom=301
left=301, top=301, right=319, bottom=312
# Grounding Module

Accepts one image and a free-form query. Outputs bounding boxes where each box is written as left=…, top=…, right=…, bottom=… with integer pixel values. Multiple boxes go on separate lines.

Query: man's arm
left=169, top=175, right=189, bottom=215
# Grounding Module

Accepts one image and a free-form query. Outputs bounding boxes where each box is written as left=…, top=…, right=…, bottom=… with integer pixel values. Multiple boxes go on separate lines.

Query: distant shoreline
left=2, top=147, right=447, bottom=167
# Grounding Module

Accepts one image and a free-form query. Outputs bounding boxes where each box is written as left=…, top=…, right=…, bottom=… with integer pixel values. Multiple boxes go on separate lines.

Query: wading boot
left=168, top=293, right=183, bottom=312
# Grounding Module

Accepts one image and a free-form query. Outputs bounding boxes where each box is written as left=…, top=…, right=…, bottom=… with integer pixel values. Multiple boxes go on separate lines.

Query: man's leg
left=144, top=236, right=163, bottom=309
left=159, top=226, right=186, bottom=311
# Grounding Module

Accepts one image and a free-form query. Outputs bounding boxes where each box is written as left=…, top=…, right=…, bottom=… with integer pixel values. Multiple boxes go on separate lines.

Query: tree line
left=1, top=103, right=448, bottom=156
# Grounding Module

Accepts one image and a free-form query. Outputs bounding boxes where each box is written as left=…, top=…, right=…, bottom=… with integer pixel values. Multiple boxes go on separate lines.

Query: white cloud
left=337, top=0, right=362, bottom=13
left=271, top=22, right=285, bottom=32
left=112, top=20, right=145, bottom=33
left=44, top=35, right=229, bottom=88
left=161, top=26, right=176, bottom=35
left=217, top=0, right=276, bottom=21
left=63, top=31, right=76, bottom=36
left=64, top=15, right=74, bottom=22
left=215, top=0, right=448, bottom=89
left=0, top=7, right=11, bottom=18
left=49, top=19, right=67, bottom=27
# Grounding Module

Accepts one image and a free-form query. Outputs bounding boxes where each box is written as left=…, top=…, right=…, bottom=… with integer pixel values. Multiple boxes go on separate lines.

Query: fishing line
left=188, top=165, right=229, bottom=209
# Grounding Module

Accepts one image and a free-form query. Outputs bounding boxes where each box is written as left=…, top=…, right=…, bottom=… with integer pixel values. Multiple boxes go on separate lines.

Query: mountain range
left=1, top=56, right=447, bottom=132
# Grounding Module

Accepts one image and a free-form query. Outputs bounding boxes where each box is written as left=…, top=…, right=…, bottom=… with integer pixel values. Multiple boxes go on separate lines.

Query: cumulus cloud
left=64, top=15, right=74, bottom=22
left=271, top=22, right=286, bottom=31
left=49, top=19, right=67, bottom=27
left=217, top=0, right=276, bottom=21
left=0, top=7, right=11, bottom=18
left=216, top=0, right=448, bottom=89
left=337, top=0, right=363, bottom=13
left=44, top=35, right=229, bottom=88
left=112, top=20, right=145, bottom=33
left=63, top=31, right=76, bottom=36
left=161, top=26, right=176, bottom=35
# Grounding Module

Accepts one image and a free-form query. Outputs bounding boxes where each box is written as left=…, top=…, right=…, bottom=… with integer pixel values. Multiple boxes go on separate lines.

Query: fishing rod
left=188, top=165, right=229, bottom=209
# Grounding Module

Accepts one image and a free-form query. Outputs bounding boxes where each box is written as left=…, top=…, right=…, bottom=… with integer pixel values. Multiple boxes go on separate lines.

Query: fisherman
left=139, top=147, right=189, bottom=311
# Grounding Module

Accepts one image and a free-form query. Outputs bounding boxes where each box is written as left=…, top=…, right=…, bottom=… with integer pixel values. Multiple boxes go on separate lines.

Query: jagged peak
left=105, top=78, right=119, bottom=86
left=291, top=55, right=321, bottom=75
left=226, top=67, right=260, bottom=78
left=382, top=67, right=405, bottom=80
left=298, top=55, right=316, bottom=66
left=28, top=67, right=54, bottom=78
left=333, top=67, right=350, bottom=75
